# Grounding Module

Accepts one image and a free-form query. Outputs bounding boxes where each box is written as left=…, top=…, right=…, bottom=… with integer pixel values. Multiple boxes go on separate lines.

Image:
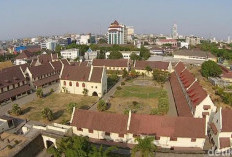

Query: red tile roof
left=0, top=85, right=31, bottom=102
left=134, top=61, right=169, bottom=70
left=221, top=108, right=232, bottom=132
left=170, top=72, right=192, bottom=117
left=179, top=69, right=196, bottom=89
left=61, top=65, right=103, bottom=83
left=28, top=63, right=55, bottom=78
left=174, top=62, right=186, bottom=76
left=51, top=61, right=62, bottom=71
left=15, top=51, right=37, bottom=59
left=33, top=74, right=59, bottom=87
left=60, top=59, right=70, bottom=65
left=186, top=81, right=207, bottom=107
left=92, top=59, right=128, bottom=68
left=71, top=109, right=128, bottom=134
left=38, top=54, right=52, bottom=64
left=219, top=137, right=231, bottom=149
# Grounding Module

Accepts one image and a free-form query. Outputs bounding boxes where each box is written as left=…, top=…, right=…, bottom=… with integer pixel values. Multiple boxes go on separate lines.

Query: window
left=63, top=81, right=66, bottom=86
left=170, top=137, right=177, bottom=141
left=105, top=132, right=110, bottom=136
left=155, top=136, right=160, bottom=140
left=191, top=138, right=196, bottom=142
left=91, top=86, right=93, bottom=88
left=76, top=82, right=79, bottom=87
left=133, top=134, right=138, bottom=138
left=89, top=129, right=93, bottom=133
left=69, top=82, right=72, bottom=86
left=82, top=83, right=85, bottom=87
left=95, top=86, right=97, bottom=89
left=119, top=134, right=124, bottom=138
left=77, top=128, right=83, bottom=131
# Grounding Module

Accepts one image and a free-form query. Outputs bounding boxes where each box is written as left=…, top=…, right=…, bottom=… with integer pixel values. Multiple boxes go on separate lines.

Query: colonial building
left=71, top=109, right=207, bottom=150
left=60, top=65, right=107, bottom=97
left=107, top=20, right=127, bottom=45
left=92, top=59, right=129, bottom=72
left=105, top=51, right=140, bottom=59
left=209, top=108, right=232, bottom=152
left=0, top=66, right=32, bottom=104
left=25, top=62, right=60, bottom=89
left=134, top=61, right=172, bottom=77
left=170, top=62, right=216, bottom=122
left=156, top=39, right=177, bottom=47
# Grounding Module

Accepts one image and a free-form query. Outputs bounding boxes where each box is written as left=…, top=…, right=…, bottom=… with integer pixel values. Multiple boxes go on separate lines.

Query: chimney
left=127, top=110, right=132, bottom=131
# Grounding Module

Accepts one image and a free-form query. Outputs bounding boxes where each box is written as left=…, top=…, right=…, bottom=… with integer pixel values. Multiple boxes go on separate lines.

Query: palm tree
left=82, top=88, right=89, bottom=96
left=132, top=136, right=157, bottom=157
left=11, top=104, right=22, bottom=115
left=88, top=145, right=117, bottom=157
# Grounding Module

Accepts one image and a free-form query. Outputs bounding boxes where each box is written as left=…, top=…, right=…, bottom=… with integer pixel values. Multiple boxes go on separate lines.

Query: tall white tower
left=172, top=24, right=178, bottom=39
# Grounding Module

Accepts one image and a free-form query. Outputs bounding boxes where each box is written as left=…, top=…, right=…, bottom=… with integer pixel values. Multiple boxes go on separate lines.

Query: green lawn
left=114, top=85, right=161, bottom=99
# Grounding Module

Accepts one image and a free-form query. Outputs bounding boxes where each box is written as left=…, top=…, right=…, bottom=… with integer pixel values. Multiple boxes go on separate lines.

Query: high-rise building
left=107, top=20, right=127, bottom=44
left=172, top=24, right=178, bottom=39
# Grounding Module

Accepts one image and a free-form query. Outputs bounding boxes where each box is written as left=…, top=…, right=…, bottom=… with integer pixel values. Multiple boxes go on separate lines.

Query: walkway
left=89, top=78, right=124, bottom=111
left=0, top=83, right=59, bottom=116
left=165, top=81, right=178, bottom=117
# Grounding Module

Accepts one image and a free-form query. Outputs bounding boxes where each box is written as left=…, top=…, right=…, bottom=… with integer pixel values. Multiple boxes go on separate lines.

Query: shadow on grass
left=79, top=105, right=90, bottom=110
left=53, top=110, right=64, bottom=120
left=22, top=107, right=34, bottom=115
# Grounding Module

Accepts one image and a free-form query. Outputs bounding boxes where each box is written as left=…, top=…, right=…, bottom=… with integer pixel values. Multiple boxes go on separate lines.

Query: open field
left=107, top=78, right=168, bottom=115
left=188, top=65, right=231, bottom=109
left=0, top=61, right=13, bottom=70
left=17, top=93, right=98, bottom=124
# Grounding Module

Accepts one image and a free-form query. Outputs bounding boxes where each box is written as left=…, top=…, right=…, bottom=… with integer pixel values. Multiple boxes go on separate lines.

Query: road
left=165, top=81, right=178, bottom=117
left=0, top=83, right=59, bottom=116
left=89, top=78, right=124, bottom=111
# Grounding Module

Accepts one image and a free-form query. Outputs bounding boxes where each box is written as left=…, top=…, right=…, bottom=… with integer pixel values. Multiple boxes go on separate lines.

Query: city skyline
left=0, top=0, right=232, bottom=40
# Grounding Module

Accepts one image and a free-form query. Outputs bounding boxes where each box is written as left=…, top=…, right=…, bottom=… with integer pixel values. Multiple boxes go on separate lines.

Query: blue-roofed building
left=15, top=46, right=26, bottom=52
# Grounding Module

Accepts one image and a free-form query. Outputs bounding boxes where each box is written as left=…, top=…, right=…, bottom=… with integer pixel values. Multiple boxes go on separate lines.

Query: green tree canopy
left=201, top=60, right=222, bottom=78
left=88, top=145, right=117, bottom=157
left=41, top=107, right=54, bottom=121
left=11, top=104, right=22, bottom=116
left=108, top=51, right=123, bottom=59
left=153, top=69, right=169, bottom=84
left=97, top=100, right=107, bottom=111
left=132, top=136, right=157, bottom=157
left=130, top=53, right=141, bottom=61
left=36, top=88, right=43, bottom=98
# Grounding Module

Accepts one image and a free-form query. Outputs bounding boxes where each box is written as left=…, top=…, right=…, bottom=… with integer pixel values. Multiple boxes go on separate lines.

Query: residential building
left=0, top=66, right=32, bottom=104
left=156, top=39, right=177, bottom=47
left=0, top=115, right=15, bottom=133
left=186, top=36, right=201, bottom=46
left=61, top=48, right=80, bottom=60
left=84, top=48, right=99, bottom=61
left=219, top=65, right=232, bottom=83
left=40, top=40, right=58, bottom=51
left=134, top=61, right=172, bottom=77
left=170, top=62, right=216, bottom=121
left=180, top=42, right=189, bottom=49
left=209, top=108, right=232, bottom=152
left=92, top=59, right=130, bottom=72
left=173, top=49, right=217, bottom=61
left=60, top=65, right=107, bottom=97
left=71, top=109, right=207, bottom=150
left=105, top=51, right=140, bottom=59
left=107, top=20, right=127, bottom=45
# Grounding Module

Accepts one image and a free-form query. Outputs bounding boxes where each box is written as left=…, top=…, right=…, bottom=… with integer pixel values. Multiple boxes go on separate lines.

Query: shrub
left=121, top=82, right=125, bottom=86
left=97, top=100, right=107, bottom=111
left=82, top=88, right=89, bottom=96
left=201, top=60, right=222, bottom=78
left=117, top=86, right=122, bottom=90
left=11, top=104, right=22, bottom=116
left=7, top=145, right=13, bottom=149
left=36, top=88, right=43, bottom=98
left=67, top=102, right=78, bottom=113
left=50, top=88, right=54, bottom=93
left=41, top=107, right=54, bottom=121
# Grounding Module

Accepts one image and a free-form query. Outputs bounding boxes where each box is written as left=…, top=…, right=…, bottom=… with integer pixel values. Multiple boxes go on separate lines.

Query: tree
left=47, top=136, right=90, bottom=157
left=140, top=46, right=150, bottom=60
left=89, top=145, right=117, bottom=157
left=11, top=104, right=22, bottom=116
left=74, top=57, right=80, bottom=62
left=41, top=107, right=54, bottom=121
left=67, top=102, right=78, bottom=113
left=108, top=51, right=123, bottom=59
left=201, top=60, right=222, bottom=78
left=36, top=88, right=43, bottom=98
left=132, top=137, right=157, bottom=157
left=122, top=69, right=129, bottom=78
left=82, top=88, right=89, bottom=96
left=98, top=38, right=107, bottom=44
left=153, top=69, right=169, bottom=84
left=130, top=53, right=141, bottom=61
left=97, top=100, right=107, bottom=111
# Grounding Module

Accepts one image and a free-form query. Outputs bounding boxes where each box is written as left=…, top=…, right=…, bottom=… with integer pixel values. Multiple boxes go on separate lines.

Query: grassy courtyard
left=17, top=93, right=98, bottom=124
left=108, top=78, right=169, bottom=115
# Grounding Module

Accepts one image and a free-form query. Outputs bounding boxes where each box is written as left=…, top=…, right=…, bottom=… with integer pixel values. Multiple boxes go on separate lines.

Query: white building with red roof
left=71, top=109, right=207, bottom=150
left=170, top=62, right=216, bottom=122
left=209, top=108, right=232, bottom=152
left=60, top=65, right=107, bottom=97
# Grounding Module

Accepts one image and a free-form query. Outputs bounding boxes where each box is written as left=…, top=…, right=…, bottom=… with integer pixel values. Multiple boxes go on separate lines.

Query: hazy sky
left=0, top=0, right=232, bottom=40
